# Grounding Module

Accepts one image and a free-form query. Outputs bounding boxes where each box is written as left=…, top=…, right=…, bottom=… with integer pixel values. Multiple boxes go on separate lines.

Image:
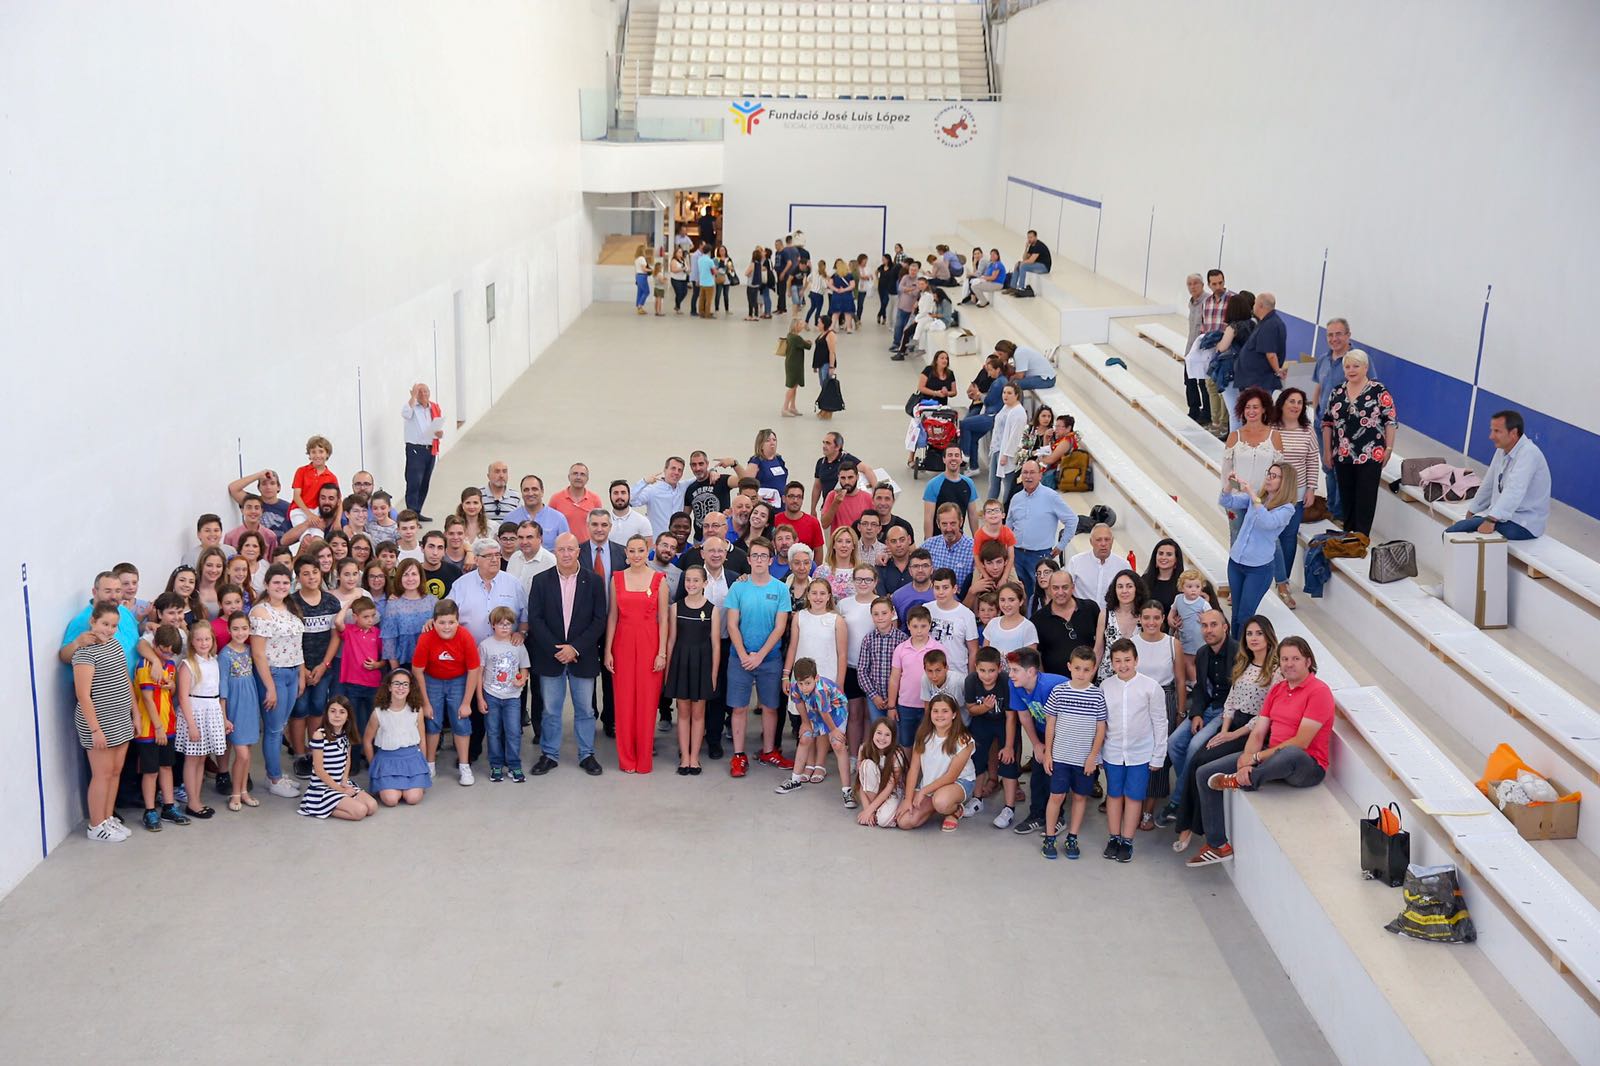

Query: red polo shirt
left=1262, top=673, right=1334, bottom=770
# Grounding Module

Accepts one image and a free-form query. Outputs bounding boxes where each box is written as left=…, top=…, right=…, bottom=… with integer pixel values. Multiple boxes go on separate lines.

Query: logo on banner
left=730, top=100, right=765, bottom=135
left=934, top=105, right=976, bottom=148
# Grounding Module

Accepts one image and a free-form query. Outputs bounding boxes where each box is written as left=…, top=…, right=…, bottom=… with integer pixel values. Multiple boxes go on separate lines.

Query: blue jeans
left=1323, top=463, right=1343, bottom=520
left=484, top=694, right=524, bottom=770
left=990, top=454, right=1015, bottom=504
left=1196, top=746, right=1325, bottom=848
left=1166, top=705, right=1223, bottom=800
left=896, top=705, right=923, bottom=747
left=540, top=672, right=596, bottom=762
left=423, top=675, right=470, bottom=737
left=293, top=666, right=333, bottom=721
left=1228, top=559, right=1275, bottom=640
left=1444, top=517, right=1536, bottom=541
left=893, top=308, right=912, bottom=348
left=1011, top=261, right=1049, bottom=289
left=1273, top=502, right=1305, bottom=584
left=264, top=666, right=300, bottom=781
left=634, top=273, right=649, bottom=307
left=1222, top=386, right=1241, bottom=432
left=1013, top=374, right=1056, bottom=394
left=806, top=292, right=824, bottom=323
left=760, top=288, right=772, bottom=315
left=960, top=412, right=995, bottom=465
left=1014, top=547, right=1052, bottom=605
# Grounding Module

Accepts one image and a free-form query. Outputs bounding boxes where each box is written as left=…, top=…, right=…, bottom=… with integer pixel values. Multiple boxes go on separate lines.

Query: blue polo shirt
left=62, top=603, right=141, bottom=678
left=724, top=577, right=791, bottom=656
left=1008, top=672, right=1067, bottom=741
left=1234, top=309, right=1287, bottom=393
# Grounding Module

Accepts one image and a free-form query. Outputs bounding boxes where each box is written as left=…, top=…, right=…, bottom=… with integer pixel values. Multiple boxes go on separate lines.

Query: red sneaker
left=756, top=750, right=784, bottom=768
left=1207, top=772, right=1240, bottom=791
left=730, top=754, right=749, bottom=778
left=772, top=751, right=795, bottom=770
left=1185, top=843, right=1234, bottom=868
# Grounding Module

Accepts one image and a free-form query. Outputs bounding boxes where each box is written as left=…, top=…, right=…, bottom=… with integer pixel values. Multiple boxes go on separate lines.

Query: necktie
left=594, top=546, right=605, bottom=579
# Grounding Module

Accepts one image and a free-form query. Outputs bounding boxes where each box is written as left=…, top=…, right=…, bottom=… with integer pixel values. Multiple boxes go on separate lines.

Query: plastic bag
left=1385, top=864, right=1476, bottom=943
left=1517, top=770, right=1559, bottom=804
left=1475, top=743, right=1581, bottom=807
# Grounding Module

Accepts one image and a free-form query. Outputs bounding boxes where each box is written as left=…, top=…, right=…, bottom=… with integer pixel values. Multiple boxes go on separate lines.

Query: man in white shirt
left=401, top=383, right=444, bottom=520
left=507, top=520, right=556, bottom=594
left=1066, top=524, right=1121, bottom=605
left=1445, top=409, right=1551, bottom=540
left=605, top=479, right=653, bottom=545
left=480, top=461, right=517, bottom=522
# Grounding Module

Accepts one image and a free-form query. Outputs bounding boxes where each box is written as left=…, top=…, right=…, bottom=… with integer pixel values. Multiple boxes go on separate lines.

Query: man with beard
left=282, top=483, right=343, bottom=548
left=683, top=451, right=748, bottom=539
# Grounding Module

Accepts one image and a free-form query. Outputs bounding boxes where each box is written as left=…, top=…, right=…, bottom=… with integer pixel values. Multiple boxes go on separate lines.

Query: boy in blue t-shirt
left=723, top=537, right=791, bottom=778
left=1040, top=646, right=1107, bottom=860
left=999, top=647, right=1065, bottom=834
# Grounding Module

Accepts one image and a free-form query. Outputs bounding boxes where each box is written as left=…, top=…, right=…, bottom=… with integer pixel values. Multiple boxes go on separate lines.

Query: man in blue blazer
left=527, top=533, right=608, bottom=776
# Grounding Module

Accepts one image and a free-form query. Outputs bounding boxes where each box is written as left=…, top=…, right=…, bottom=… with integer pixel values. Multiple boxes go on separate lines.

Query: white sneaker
left=106, top=815, right=132, bottom=840
left=963, top=797, right=984, bottom=818
left=267, top=777, right=300, bottom=799
left=428, top=762, right=437, bottom=780
left=458, top=764, right=475, bottom=786
left=991, top=805, right=1015, bottom=830
left=87, top=821, right=124, bottom=843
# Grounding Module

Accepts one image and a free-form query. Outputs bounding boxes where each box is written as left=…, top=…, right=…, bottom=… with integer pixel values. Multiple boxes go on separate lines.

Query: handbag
left=1368, top=539, right=1418, bottom=583
left=1361, top=802, right=1410, bottom=887
left=1399, top=456, right=1446, bottom=487
left=1321, top=531, right=1369, bottom=559
left=773, top=335, right=788, bottom=357
left=1303, top=495, right=1331, bottom=523
left=905, top=393, right=931, bottom=417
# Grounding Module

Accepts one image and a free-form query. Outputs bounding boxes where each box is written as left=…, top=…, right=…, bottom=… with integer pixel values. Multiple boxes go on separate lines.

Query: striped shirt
left=1045, top=682, right=1107, bottom=763
left=920, top=534, right=975, bottom=587
left=856, top=628, right=906, bottom=705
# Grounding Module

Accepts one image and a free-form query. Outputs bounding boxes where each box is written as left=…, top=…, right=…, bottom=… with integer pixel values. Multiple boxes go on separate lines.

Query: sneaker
left=657, top=719, right=674, bottom=734
left=1065, top=834, right=1081, bottom=860
left=1041, top=835, right=1058, bottom=860
left=214, top=771, right=233, bottom=797
left=489, top=767, right=505, bottom=783
left=142, top=809, right=163, bottom=833
left=1186, top=843, right=1234, bottom=868
left=1012, top=816, right=1043, bottom=835
left=1103, top=836, right=1121, bottom=861
left=161, top=804, right=191, bottom=826
left=428, top=762, right=437, bottom=780
left=1153, top=802, right=1179, bottom=828
left=842, top=788, right=857, bottom=809
left=1118, top=839, right=1134, bottom=863
left=1207, top=772, right=1240, bottom=791
left=510, top=769, right=526, bottom=783
left=87, top=821, right=124, bottom=843
left=107, top=815, right=131, bottom=839
left=730, top=753, right=749, bottom=778
left=173, top=784, right=188, bottom=805
left=266, top=777, right=299, bottom=798
left=962, top=797, right=984, bottom=818
left=774, top=777, right=805, bottom=795
left=458, top=764, right=475, bottom=786
left=991, top=805, right=1015, bottom=830
left=294, top=755, right=313, bottom=780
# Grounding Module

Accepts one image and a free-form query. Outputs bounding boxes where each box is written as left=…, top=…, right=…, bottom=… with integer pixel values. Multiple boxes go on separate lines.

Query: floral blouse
left=1322, top=380, right=1397, bottom=465
left=1019, top=424, right=1057, bottom=468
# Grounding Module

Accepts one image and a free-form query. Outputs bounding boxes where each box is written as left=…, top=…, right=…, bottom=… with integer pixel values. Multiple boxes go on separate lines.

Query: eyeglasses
left=853, top=575, right=876, bottom=583
left=749, top=553, right=771, bottom=561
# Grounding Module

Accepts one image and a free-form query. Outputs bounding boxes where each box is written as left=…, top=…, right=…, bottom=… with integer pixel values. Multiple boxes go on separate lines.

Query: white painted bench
left=1135, top=321, right=1188, bottom=362
left=1068, top=343, right=1155, bottom=406
left=1330, top=556, right=1600, bottom=782
left=1070, top=344, right=1228, bottom=477
left=1337, top=686, right=1600, bottom=1006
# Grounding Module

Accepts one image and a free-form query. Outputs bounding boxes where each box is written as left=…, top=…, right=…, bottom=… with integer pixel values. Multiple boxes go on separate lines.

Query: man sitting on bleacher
left=1005, top=230, right=1052, bottom=296
left=1444, top=409, right=1550, bottom=541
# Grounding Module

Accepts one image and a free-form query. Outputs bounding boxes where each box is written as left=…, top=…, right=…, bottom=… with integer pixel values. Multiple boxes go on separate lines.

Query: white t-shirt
left=926, top=601, right=978, bottom=680
left=919, top=732, right=977, bottom=785
left=608, top=507, right=653, bottom=546
left=791, top=610, right=841, bottom=682
left=1066, top=550, right=1122, bottom=606
left=1135, top=631, right=1176, bottom=687
left=983, top=616, right=1039, bottom=656
left=397, top=546, right=425, bottom=564
left=634, top=255, right=649, bottom=275
left=839, top=595, right=875, bottom=668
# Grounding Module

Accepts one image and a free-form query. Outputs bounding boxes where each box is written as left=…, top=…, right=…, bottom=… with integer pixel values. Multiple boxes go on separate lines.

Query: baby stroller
left=908, top=402, right=960, bottom=480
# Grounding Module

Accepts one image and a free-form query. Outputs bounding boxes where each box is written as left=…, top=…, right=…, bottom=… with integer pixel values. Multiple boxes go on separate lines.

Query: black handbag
left=1360, top=802, right=1410, bottom=887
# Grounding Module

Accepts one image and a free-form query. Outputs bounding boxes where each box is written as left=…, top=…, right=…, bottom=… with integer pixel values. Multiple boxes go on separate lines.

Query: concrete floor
left=0, top=302, right=1334, bottom=1065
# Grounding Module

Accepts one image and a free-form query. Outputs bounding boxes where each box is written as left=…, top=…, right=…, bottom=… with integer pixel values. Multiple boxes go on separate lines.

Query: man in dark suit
left=578, top=509, right=628, bottom=736
left=527, top=532, right=607, bottom=776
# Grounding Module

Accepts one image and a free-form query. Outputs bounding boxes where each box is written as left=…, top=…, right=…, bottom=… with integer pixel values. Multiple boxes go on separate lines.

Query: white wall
left=637, top=96, right=998, bottom=258
left=0, top=0, right=615, bottom=896
left=992, top=0, right=1600, bottom=513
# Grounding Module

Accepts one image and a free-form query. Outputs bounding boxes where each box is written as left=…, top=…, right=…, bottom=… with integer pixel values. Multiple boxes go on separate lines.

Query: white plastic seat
left=692, top=1, right=711, bottom=13
left=780, top=16, right=797, bottom=31
left=885, top=21, right=904, bottom=35
left=887, top=51, right=905, bottom=67
left=868, top=3, right=885, bottom=16
left=851, top=68, right=870, bottom=85
left=907, top=86, right=926, bottom=100
left=710, top=0, right=728, bottom=12
left=744, top=63, right=761, bottom=78
left=723, top=61, right=740, bottom=78
left=727, top=15, right=744, bottom=29
left=708, top=46, right=725, bottom=61
left=779, top=31, right=796, bottom=48
left=669, top=61, right=688, bottom=76
left=851, top=51, right=870, bottom=67
left=798, top=31, right=815, bottom=48
left=941, top=36, right=958, bottom=52
left=905, top=21, right=923, bottom=36
left=815, top=49, right=833, bottom=65
left=728, top=0, right=745, bottom=11
left=690, top=46, right=707, bottom=61
left=938, top=4, right=957, bottom=17
left=868, top=34, right=887, bottom=50
left=710, top=15, right=727, bottom=31
left=816, top=17, right=833, bottom=32
left=759, top=80, right=777, bottom=95
left=649, top=77, right=668, bottom=94
left=763, top=15, right=780, bottom=30
left=906, top=51, right=924, bottom=67
left=654, top=43, right=670, bottom=63
left=727, top=30, right=744, bottom=45
left=692, top=15, right=710, bottom=31
left=798, top=2, right=816, bottom=14
left=683, top=78, right=702, bottom=94
left=781, top=1, right=798, bottom=14
left=688, top=62, right=706, bottom=77
left=814, top=2, right=832, bottom=14
left=907, top=68, right=925, bottom=85
left=709, top=29, right=726, bottom=44
left=659, top=12, right=676, bottom=28
left=906, top=37, right=924, bottom=52
left=888, top=67, right=907, bottom=85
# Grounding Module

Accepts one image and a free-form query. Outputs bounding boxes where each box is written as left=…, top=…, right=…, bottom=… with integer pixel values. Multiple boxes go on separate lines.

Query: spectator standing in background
left=1183, top=274, right=1207, bottom=426
left=1200, top=271, right=1234, bottom=438
left=1232, top=292, right=1288, bottom=402
left=1311, top=318, right=1352, bottom=520
left=402, top=383, right=444, bottom=521
left=1320, top=350, right=1396, bottom=539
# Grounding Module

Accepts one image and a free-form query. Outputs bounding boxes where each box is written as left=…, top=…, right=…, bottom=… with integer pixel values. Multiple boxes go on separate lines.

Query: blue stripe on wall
left=1278, top=310, right=1598, bottom=520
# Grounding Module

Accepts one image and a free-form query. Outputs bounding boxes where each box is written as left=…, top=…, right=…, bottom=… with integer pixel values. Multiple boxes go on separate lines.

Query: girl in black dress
left=665, top=565, right=721, bottom=775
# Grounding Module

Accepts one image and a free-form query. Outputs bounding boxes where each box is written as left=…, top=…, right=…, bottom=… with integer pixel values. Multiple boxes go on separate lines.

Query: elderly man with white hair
left=448, top=538, right=528, bottom=767
left=1066, top=524, right=1122, bottom=606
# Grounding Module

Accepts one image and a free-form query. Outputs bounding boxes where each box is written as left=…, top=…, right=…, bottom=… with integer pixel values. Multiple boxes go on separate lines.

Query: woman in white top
left=1220, top=386, right=1284, bottom=545
left=1133, top=600, right=1185, bottom=829
left=983, top=581, right=1038, bottom=656
left=632, top=243, right=651, bottom=315
left=990, top=382, right=1028, bottom=503
left=1268, top=387, right=1319, bottom=608
left=895, top=694, right=977, bottom=833
left=785, top=578, right=847, bottom=687
left=838, top=564, right=880, bottom=756
left=1099, top=638, right=1168, bottom=860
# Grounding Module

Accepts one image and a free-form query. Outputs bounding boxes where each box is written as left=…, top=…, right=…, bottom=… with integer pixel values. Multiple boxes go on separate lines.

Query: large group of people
left=63, top=230, right=1550, bottom=879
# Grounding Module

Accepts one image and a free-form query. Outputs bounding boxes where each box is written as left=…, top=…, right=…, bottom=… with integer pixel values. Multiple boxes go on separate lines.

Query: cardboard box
left=1488, top=779, right=1581, bottom=840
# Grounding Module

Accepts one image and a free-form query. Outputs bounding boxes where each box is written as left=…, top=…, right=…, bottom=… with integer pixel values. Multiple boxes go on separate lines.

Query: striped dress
left=297, top=733, right=360, bottom=818
left=73, top=640, right=135, bottom=748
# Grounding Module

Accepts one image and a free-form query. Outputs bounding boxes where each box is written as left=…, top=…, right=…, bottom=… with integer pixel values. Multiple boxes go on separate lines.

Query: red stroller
left=912, top=404, right=959, bottom=480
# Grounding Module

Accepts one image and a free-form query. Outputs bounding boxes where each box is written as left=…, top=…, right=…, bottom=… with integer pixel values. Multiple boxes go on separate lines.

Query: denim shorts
left=956, top=776, right=975, bottom=800
left=423, top=674, right=471, bottom=737
left=1049, top=760, right=1097, bottom=796
left=727, top=654, right=782, bottom=709
left=1103, top=761, right=1152, bottom=802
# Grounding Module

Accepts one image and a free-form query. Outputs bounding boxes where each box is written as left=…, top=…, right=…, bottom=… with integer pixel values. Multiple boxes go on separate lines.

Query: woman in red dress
left=604, top=534, right=670, bottom=773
